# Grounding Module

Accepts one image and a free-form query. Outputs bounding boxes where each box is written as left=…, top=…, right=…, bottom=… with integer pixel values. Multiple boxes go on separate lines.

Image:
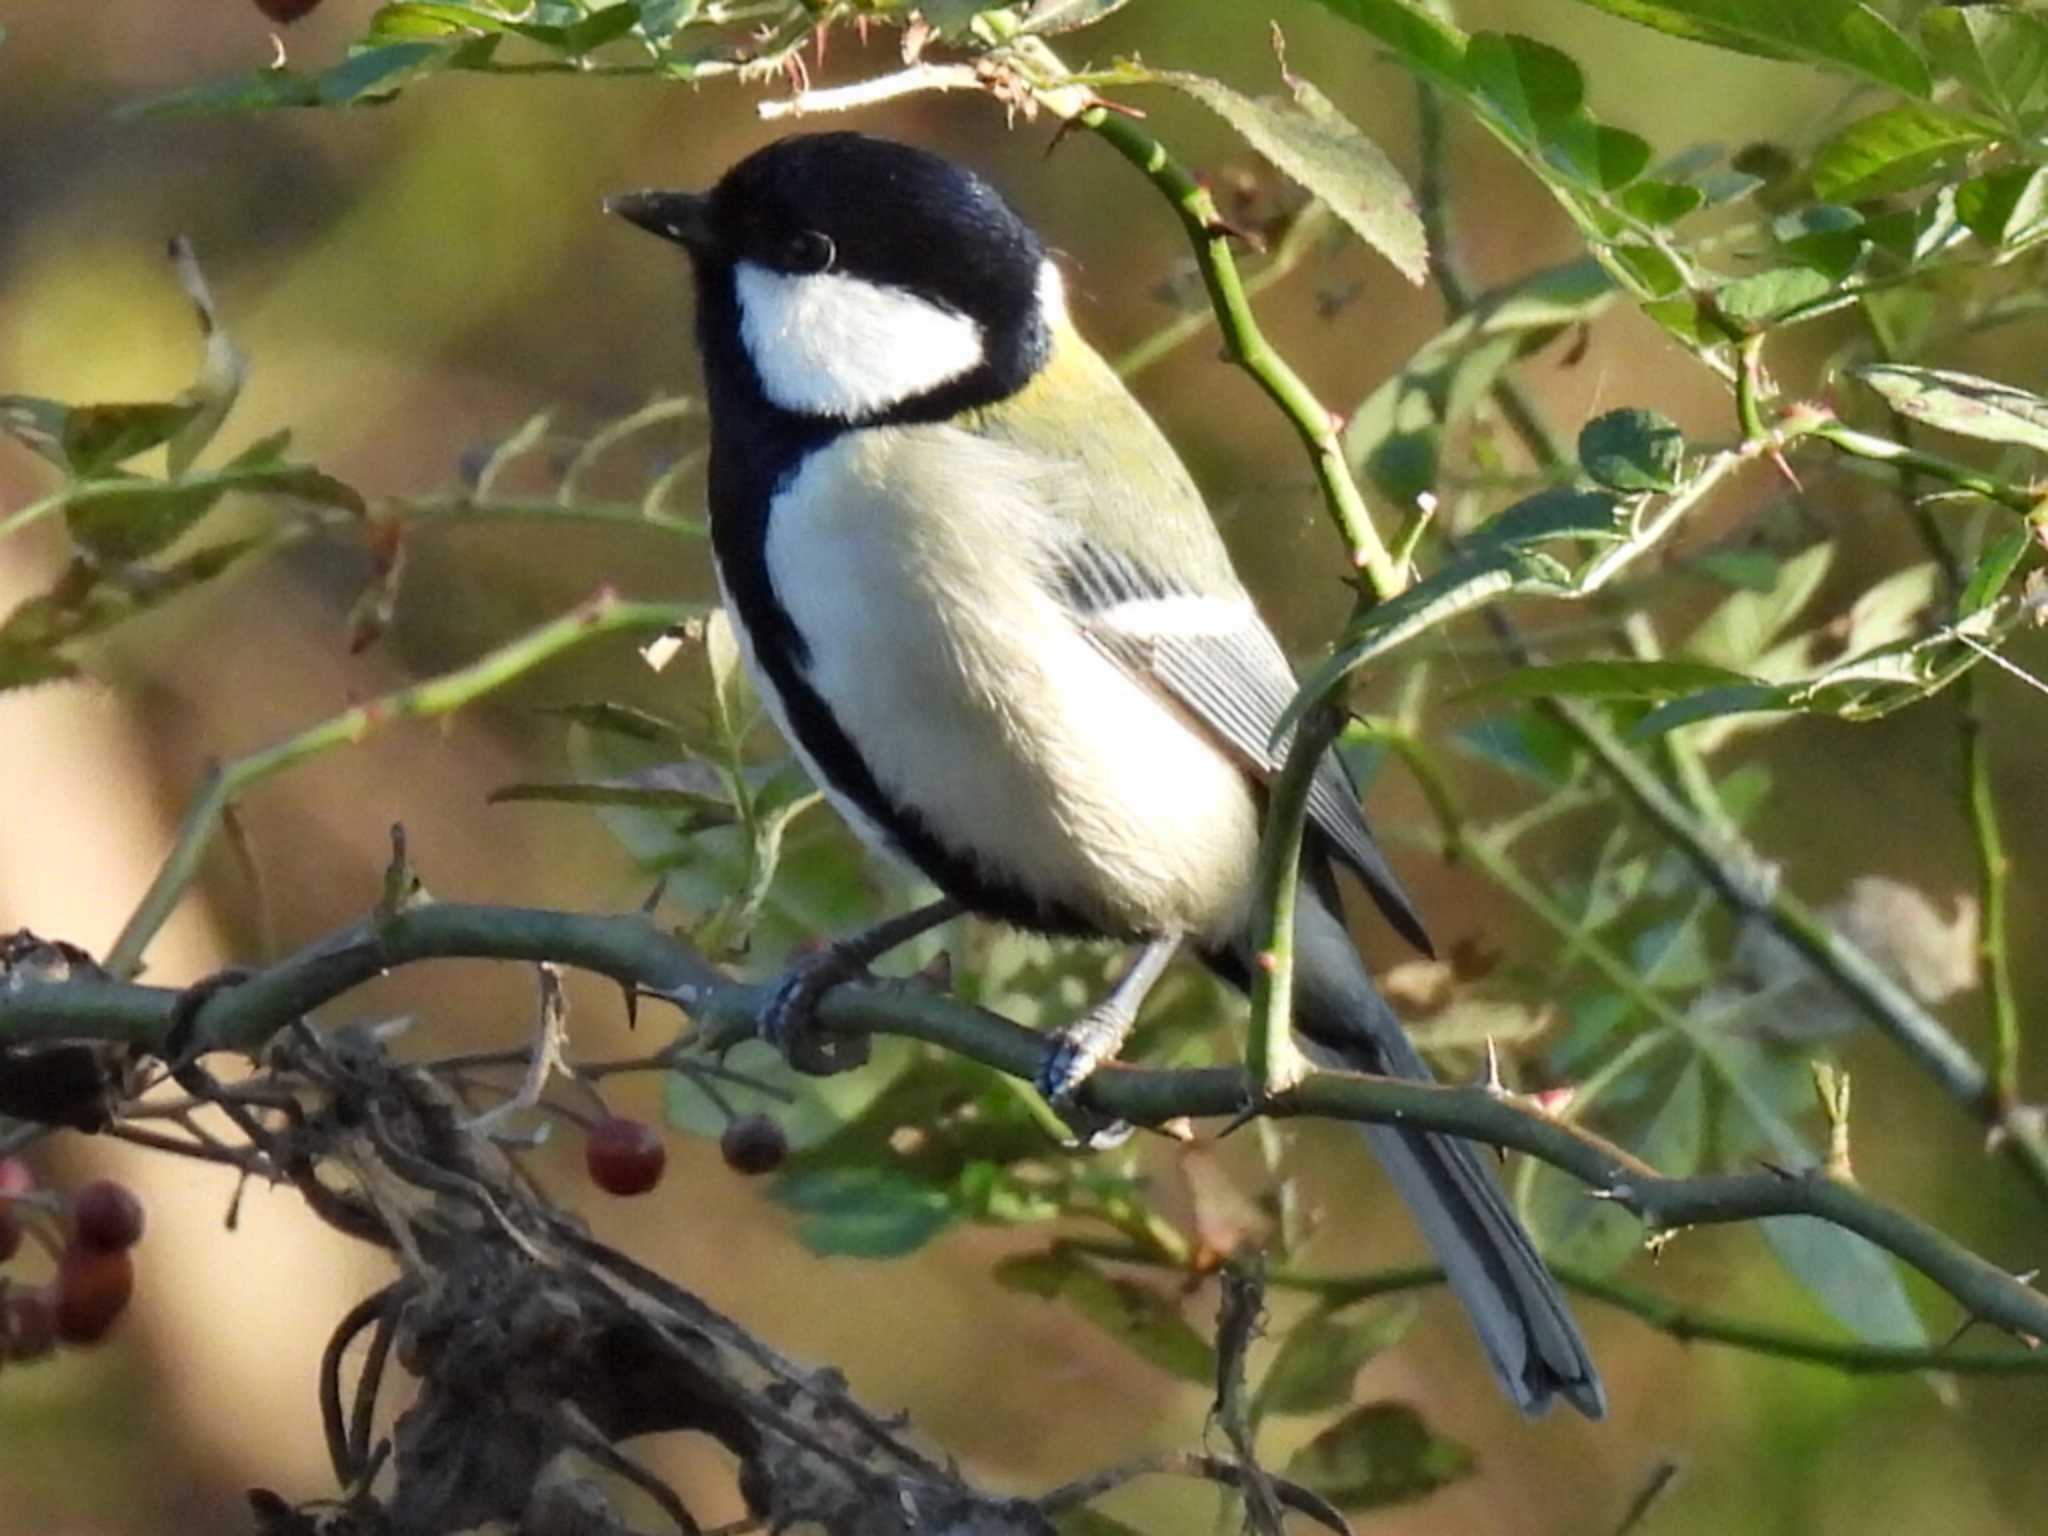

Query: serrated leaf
left=1455, top=658, right=1756, bottom=706
left=1854, top=363, right=2048, bottom=454
left=1810, top=103, right=1999, bottom=203
left=1714, top=266, right=1837, bottom=326
left=1161, top=69, right=1426, bottom=284
left=1255, top=1303, right=1418, bottom=1417
left=1554, top=1, right=1931, bottom=97
left=1759, top=1216, right=1927, bottom=1346
left=1923, top=5, right=2048, bottom=127
left=1283, top=1402, right=1475, bottom=1511
left=770, top=1167, right=954, bottom=1258
left=993, top=1250, right=1216, bottom=1384
left=1016, top=0, right=1135, bottom=35
left=1580, top=408, right=1686, bottom=492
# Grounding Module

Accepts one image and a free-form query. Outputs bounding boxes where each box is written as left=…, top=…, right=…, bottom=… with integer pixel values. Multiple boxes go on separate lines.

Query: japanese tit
left=609, top=132, right=1603, bottom=1418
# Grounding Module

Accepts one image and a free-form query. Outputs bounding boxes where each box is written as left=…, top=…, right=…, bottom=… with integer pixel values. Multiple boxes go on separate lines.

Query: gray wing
left=1058, top=541, right=1432, bottom=956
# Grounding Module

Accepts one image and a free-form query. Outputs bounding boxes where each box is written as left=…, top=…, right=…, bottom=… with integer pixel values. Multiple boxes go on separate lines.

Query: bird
left=607, top=131, right=1604, bottom=1418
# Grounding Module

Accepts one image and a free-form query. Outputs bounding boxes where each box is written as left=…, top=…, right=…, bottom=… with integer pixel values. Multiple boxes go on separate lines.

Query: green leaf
left=1629, top=682, right=1798, bottom=739
left=1955, top=164, right=2048, bottom=245
left=1810, top=103, right=1999, bottom=202
left=770, top=1168, right=955, bottom=1258
left=319, top=41, right=456, bottom=104
left=1960, top=525, right=2031, bottom=617
left=1301, top=0, right=1468, bottom=87
left=0, top=395, right=72, bottom=469
left=164, top=237, right=247, bottom=478
left=1618, top=178, right=1705, bottom=226
left=993, top=1251, right=1216, bottom=1385
left=778, top=1054, right=1049, bottom=1183
left=0, top=535, right=266, bottom=690
left=1579, top=407, right=1685, bottom=492
left=1255, top=1303, right=1418, bottom=1417
left=369, top=2, right=515, bottom=38
left=64, top=477, right=227, bottom=564
left=1465, top=32, right=1651, bottom=190
left=1690, top=549, right=1782, bottom=592
left=486, top=780, right=739, bottom=822
left=536, top=700, right=694, bottom=747
left=1455, top=658, right=1757, bottom=706
left=60, top=402, right=203, bottom=479
left=1854, top=363, right=2048, bottom=454
left=1759, top=1216, right=1927, bottom=1347
left=1682, top=541, right=1833, bottom=670
left=1016, top=0, right=1136, bottom=35
left=1344, top=258, right=1615, bottom=503
left=1922, top=4, right=2048, bottom=127
left=1713, top=265, right=1837, bottom=326
left=1160, top=69, right=1426, bottom=284
left=1553, top=1, right=1931, bottom=97
left=1282, top=487, right=1625, bottom=739
left=1282, top=1402, right=1475, bottom=1511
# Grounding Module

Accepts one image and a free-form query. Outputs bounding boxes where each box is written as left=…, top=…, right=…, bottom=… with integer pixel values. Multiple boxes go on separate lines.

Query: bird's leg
left=1037, top=933, right=1183, bottom=1104
left=761, top=897, right=963, bottom=1075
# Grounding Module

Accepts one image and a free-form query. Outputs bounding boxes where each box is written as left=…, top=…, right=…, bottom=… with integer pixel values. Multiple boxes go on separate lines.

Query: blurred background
left=2, top=1, right=2044, bottom=1531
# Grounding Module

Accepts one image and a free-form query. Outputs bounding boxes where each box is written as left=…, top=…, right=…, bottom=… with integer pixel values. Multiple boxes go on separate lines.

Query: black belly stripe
left=695, top=266, right=1105, bottom=938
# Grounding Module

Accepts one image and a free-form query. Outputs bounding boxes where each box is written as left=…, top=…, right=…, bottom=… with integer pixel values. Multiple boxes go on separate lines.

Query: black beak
left=604, top=189, right=715, bottom=252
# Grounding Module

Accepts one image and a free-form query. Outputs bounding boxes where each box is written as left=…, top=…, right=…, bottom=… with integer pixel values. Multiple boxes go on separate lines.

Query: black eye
left=785, top=229, right=835, bottom=273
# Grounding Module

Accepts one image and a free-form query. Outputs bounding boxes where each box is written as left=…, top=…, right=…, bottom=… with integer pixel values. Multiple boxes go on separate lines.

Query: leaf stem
left=103, top=593, right=697, bottom=978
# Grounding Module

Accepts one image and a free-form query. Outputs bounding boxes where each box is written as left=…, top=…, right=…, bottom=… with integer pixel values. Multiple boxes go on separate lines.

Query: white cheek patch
left=734, top=261, right=985, bottom=419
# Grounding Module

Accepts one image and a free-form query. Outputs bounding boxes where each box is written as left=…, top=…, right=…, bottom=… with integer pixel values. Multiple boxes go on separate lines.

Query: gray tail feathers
left=1285, top=894, right=1606, bottom=1419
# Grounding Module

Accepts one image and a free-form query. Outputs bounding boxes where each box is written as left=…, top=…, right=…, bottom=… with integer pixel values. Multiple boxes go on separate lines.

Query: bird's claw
left=1037, top=1005, right=1136, bottom=1150
left=759, top=946, right=872, bottom=1077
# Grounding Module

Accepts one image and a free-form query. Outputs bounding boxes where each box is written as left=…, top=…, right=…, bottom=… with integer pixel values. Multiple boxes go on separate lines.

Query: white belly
left=742, top=426, right=1260, bottom=943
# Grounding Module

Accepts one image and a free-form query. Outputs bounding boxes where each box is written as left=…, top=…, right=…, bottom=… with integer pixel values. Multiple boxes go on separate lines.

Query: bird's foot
left=758, top=943, right=873, bottom=1078
left=1037, top=1003, right=1137, bottom=1150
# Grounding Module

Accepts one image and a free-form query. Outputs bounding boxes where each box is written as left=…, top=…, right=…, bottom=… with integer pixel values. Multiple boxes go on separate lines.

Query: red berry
left=720, top=1114, right=789, bottom=1176
left=5, top=1291, right=56, bottom=1362
left=52, top=1247, right=133, bottom=1345
left=252, top=0, right=325, bottom=20
left=0, top=1158, right=32, bottom=1206
left=70, top=1179, right=145, bottom=1253
left=585, top=1117, right=666, bottom=1197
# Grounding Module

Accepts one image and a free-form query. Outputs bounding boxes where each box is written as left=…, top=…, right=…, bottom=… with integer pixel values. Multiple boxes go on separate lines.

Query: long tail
left=1228, top=892, right=1605, bottom=1419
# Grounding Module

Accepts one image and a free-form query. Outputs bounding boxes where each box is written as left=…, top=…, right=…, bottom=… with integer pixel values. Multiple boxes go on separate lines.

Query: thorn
left=1482, top=1036, right=1506, bottom=1095
left=1585, top=1184, right=1633, bottom=1202
left=620, top=980, right=640, bottom=1031
left=1202, top=215, right=1268, bottom=253
left=1766, top=442, right=1804, bottom=492
left=639, top=876, right=667, bottom=915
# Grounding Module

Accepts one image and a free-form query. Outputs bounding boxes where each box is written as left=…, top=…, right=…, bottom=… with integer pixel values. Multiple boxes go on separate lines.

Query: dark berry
left=52, top=1247, right=133, bottom=1345
left=252, top=0, right=325, bottom=20
left=720, top=1114, right=789, bottom=1176
left=585, top=1116, right=666, bottom=1197
left=71, top=1179, right=145, bottom=1253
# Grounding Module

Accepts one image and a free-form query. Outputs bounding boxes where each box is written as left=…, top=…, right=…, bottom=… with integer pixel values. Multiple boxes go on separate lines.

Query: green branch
left=104, top=592, right=699, bottom=980
left=7, top=899, right=2048, bottom=1346
left=1058, top=1240, right=2048, bottom=1377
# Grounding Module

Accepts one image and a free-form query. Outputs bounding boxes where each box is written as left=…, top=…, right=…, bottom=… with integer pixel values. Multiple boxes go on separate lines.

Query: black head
left=609, top=133, right=1058, bottom=424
